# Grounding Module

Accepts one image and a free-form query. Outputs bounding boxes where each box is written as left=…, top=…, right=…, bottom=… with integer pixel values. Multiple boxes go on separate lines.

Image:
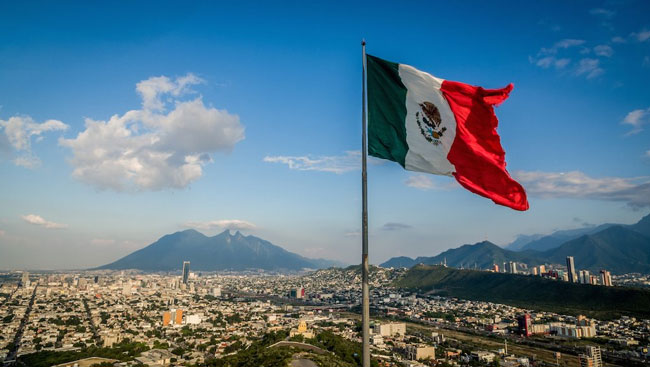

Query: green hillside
left=393, top=265, right=650, bottom=319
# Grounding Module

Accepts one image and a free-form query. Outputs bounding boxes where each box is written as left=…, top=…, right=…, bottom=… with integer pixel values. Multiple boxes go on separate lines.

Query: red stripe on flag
left=441, top=80, right=529, bottom=211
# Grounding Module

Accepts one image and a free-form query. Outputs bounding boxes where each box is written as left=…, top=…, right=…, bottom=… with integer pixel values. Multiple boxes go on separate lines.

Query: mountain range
left=381, top=213, right=650, bottom=274
left=97, top=229, right=344, bottom=272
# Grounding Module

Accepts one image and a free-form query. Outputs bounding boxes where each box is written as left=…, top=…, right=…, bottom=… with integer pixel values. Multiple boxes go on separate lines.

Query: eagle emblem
left=416, top=101, right=447, bottom=146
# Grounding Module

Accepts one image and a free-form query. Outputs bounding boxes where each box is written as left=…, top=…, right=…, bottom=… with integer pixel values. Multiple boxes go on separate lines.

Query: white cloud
left=344, top=231, right=360, bottom=237
left=184, top=219, right=256, bottom=231
left=136, top=74, right=203, bottom=111
left=21, top=214, right=68, bottom=229
left=405, top=175, right=436, bottom=190
left=554, top=58, right=571, bottom=68
left=59, top=74, right=245, bottom=191
left=0, top=229, right=5, bottom=236
left=514, top=171, right=650, bottom=209
left=0, top=116, right=69, bottom=168
left=622, top=107, right=650, bottom=134
left=381, top=222, right=412, bottom=231
left=264, top=151, right=366, bottom=174
left=611, top=36, right=627, bottom=44
left=593, top=45, right=614, bottom=57
left=540, top=39, right=585, bottom=55
left=575, top=58, right=604, bottom=79
left=534, top=56, right=571, bottom=69
left=531, top=39, right=588, bottom=74
left=634, top=29, right=650, bottom=42
left=644, top=150, right=650, bottom=159
left=589, top=8, right=615, bottom=18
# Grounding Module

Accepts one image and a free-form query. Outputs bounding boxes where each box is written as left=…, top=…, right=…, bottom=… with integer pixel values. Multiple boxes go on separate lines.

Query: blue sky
left=1, top=1, right=649, bottom=269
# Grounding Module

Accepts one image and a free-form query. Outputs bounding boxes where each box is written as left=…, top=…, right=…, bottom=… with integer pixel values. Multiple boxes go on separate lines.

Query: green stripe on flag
left=367, top=54, right=408, bottom=167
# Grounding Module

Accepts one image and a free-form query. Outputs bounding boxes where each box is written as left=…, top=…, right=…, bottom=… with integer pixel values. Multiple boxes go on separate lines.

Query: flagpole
left=361, top=39, right=370, bottom=367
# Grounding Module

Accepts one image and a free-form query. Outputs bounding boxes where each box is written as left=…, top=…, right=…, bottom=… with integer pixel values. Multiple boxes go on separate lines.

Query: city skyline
left=2, top=1, right=650, bottom=269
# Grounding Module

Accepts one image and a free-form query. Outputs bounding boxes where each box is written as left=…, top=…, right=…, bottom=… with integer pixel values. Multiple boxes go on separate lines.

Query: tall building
left=492, top=264, right=499, bottom=273
left=579, top=346, right=602, bottom=367
left=507, top=261, right=517, bottom=274
left=405, top=344, right=436, bottom=361
left=212, top=287, right=222, bottom=297
left=182, top=261, right=190, bottom=284
left=122, top=282, right=132, bottom=296
left=163, top=309, right=183, bottom=326
left=579, top=270, right=590, bottom=284
left=566, top=256, right=577, bottom=283
left=600, top=270, right=612, bottom=286
left=538, top=264, right=546, bottom=274
left=21, top=272, right=30, bottom=287
left=373, top=322, right=406, bottom=337
left=517, top=314, right=532, bottom=337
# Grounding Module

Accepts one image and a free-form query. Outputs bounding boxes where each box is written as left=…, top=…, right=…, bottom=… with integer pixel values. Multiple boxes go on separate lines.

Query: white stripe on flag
left=399, top=64, right=457, bottom=176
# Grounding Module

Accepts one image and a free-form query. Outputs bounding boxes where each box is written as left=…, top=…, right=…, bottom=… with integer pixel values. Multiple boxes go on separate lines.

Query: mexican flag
left=367, top=54, right=528, bottom=211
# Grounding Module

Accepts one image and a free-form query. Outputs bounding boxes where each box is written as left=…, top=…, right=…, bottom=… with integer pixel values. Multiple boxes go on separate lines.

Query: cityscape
left=2, top=254, right=650, bottom=367
left=2, top=1, right=650, bottom=367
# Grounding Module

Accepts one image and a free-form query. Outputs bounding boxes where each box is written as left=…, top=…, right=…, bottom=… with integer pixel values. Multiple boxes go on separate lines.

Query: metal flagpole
left=361, top=39, right=370, bottom=367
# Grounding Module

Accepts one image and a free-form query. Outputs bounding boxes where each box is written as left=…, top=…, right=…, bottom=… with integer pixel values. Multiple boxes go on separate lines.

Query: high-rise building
left=492, top=264, right=499, bottom=273
left=289, top=287, right=305, bottom=299
left=538, top=264, right=546, bottom=274
left=405, top=344, right=436, bottom=361
left=507, top=261, right=517, bottom=274
left=579, top=346, right=602, bottom=367
left=21, top=272, right=30, bottom=287
left=600, top=270, right=612, bottom=286
left=566, top=256, right=576, bottom=283
left=517, top=314, right=532, bottom=337
left=532, top=267, right=539, bottom=276
left=163, top=309, right=183, bottom=326
left=579, top=270, right=590, bottom=284
left=182, top=261, right=190, bottom=284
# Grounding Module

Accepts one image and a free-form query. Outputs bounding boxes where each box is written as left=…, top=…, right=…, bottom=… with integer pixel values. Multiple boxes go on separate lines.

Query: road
left=82, top=297, right=101, bottom=344
left=3, top=284, right=38, bottom=366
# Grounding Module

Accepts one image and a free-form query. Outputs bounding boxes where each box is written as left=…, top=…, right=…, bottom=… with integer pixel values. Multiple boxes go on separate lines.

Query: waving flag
left=367, top=54, right=528, bottom=211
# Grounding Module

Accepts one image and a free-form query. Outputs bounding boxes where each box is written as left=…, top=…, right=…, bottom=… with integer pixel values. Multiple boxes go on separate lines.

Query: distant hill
left=515, top=223, right=616, bottom=252
left=543, top=225, right=650, bottom=274
left=381, top=214, right=650, bottom=274
left=504, top=233, right=545, bottom=251
left=380, top=241, right=544, bottom=270
left=505, top=213, right=650, bottom=252
left=630, top=213, right=650, bottom=237
left=380, top=256, right=418, bottom=269
left=393, top=265, right=650, bottom=319
left=97, top=229, right=344, bottom=271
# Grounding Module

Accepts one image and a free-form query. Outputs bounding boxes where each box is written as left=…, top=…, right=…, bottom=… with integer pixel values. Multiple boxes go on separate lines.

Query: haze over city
left=2, top=1, right=650, bottom=270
